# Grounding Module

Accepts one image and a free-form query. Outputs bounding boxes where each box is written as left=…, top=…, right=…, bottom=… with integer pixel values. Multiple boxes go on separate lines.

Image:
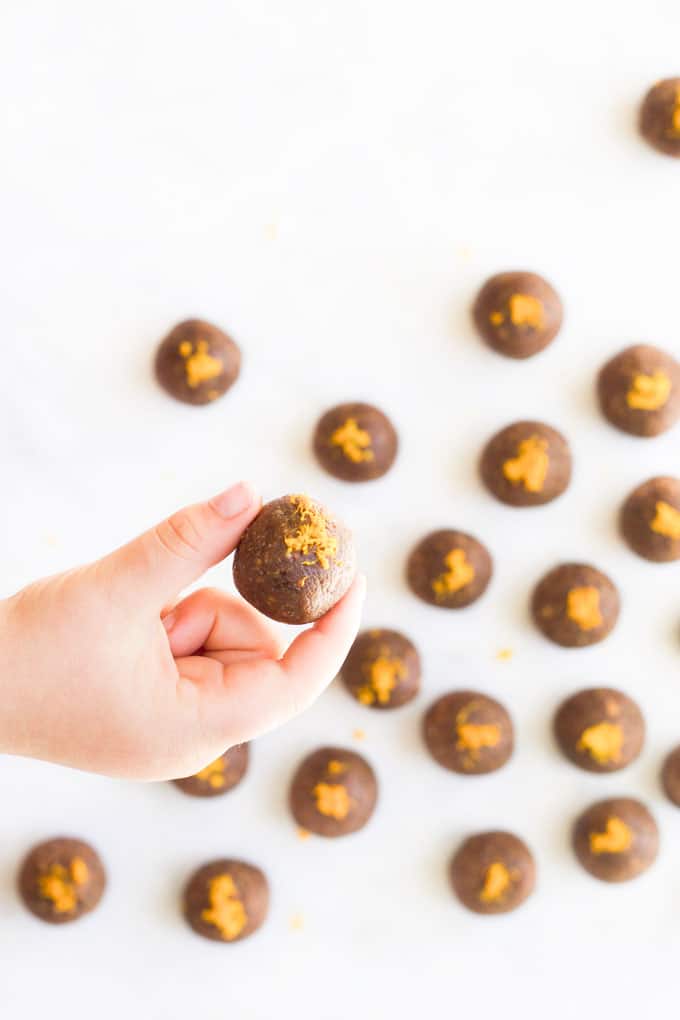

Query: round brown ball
left=313, top=402, right=398, bottom=482
left=406, top=530, right=492, bottom=609
left=340, top=628, right=420, bottom=710
left=450, top=831, right=536, bottom=914
left=597, top=344, right=680, bottom=437
left=289, top=747, right=377, bottom=837
left=480, top=420, right=572, bottom=507
left=233, top=494, right=356, bottom=624
left=423, top=691, right=514, bottom=775
left=173, top=744, right=249, bottom=797
left=621, top=476, right=680, bottom=563
left=472, top=271, right=563, bottom=359
left=661, top=745, right=680, bottom=806
left=572, top=798, right=658, bottom=883
left=531, top=563, right=620, bottom=648
left=18, top=837, right=106, bottom=924
left=183, top=859, right=269, bottom=943
left=640, top=78, right=680, bottom=157
left=155, top=319, right=241, bottom=405
left=553, top=688, right=644, bottom=773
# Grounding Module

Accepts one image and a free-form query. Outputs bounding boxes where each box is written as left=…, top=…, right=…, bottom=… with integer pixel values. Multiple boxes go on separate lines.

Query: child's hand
left=0, top=482, right=365, bottom=780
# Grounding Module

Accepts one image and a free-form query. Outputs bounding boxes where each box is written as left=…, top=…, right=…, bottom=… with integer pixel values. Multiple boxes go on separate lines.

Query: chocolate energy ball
left=340, top=628, right=420, bottom=709
left=480, top=420, right=572, bottom=507
left=597, top=344, right=680, bottom=437
left=450, top=832, right=535, bottom=915
left=18, top=837, right=106, bottom=924
left=155, top=319, right=241, bottom=406
left=289, top=747, right=377, bottom=837
left=183, top=859, right=268, bottom=943
left=621, top=476, right=680, bottom=562
left=472, top=271, right=563, bottom=359
left=640, top=78, right=680, bottom=157
left=572, top=798, right=658, bottom=883
left=173, top=744, right=249, bottom=798
left=423, top=691, right=514, bottom=775
left=554, top=688, right=644, bottom=773
left=233, top=494, right=356, bottom=624
left=661, top=745, right=680, bottom=806
left=313, top=402, right=398, bottom=482
left=531, top=563, right=620, bottom=648
left=406, top=530, right=492, bottom=609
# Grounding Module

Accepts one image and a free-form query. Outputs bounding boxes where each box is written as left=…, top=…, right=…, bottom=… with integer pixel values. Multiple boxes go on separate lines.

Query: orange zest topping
left=502, top=436, right=549, bottom=493
left=329, top=418, right=374, bottom=463
left=432, top=548, right=475, bottom=599
left=201, top=874, right=247, bottom=940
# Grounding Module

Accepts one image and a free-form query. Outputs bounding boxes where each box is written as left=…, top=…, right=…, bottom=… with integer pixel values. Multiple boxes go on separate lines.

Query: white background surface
left=2, top=1, right=680, bottom=1016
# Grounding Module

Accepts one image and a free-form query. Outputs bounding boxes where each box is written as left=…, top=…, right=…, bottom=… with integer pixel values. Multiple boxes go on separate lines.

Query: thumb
left=100, top=481, right=261, bottom=607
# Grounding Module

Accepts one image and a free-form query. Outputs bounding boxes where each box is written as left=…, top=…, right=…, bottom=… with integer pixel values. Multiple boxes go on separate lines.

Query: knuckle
left=154, top=511, right=203, bottom=562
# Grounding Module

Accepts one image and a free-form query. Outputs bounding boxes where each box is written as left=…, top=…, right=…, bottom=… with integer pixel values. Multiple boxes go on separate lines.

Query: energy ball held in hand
left=313, top=402, right=398, bottom=482
left=18, top=837, right=106, bottom=924
left=183, top=859, right=269, bottom=943
left=233, top=494, right=356, bottom=624
left=155, top=319, right=241, bottom=405
left=173, top=744, right=249, bottom=798
left=473, top=271, right=563, bottom=359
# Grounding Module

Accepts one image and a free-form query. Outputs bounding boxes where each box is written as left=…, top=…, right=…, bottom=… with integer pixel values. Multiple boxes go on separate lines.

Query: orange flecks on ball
left=669, top=87, right=680, bottom=135
left=180, top=339, right=224, bottom=388
left=626, top=371, right=671, bottom=411
left=37, top=857, right=89, bottom=914
left=479, top=862, right=512, bottom=903
left=284, top=496, right=338, bottom=570
left=313, top=782, right=352, bottom=820
left=356, top=655, right=406, bottom=706
left=432, top=548, right=475, bottom=599
left=195, top=756, right=227, bottom=789
left=455, top=703, right=501, bottom=755
left=650, top=501, right=680, bottom=540
left=576, top=722, right=623, bottom=765
left=502, top=436, right=549, bottom=493
left=508, top=294, right=544, bottom=329
left=566, top=586, right=603, bottom=631
left=201, top=873, right=247, bottom=941
left=329, top=418, right=375, bottom=464
left=589, top=817, right=632, bottom=855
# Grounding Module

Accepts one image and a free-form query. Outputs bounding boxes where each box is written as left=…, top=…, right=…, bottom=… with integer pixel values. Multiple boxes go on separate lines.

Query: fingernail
left=162, top=611, right=177, bottom=633
left=211, top=481, right=256, bottom=519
